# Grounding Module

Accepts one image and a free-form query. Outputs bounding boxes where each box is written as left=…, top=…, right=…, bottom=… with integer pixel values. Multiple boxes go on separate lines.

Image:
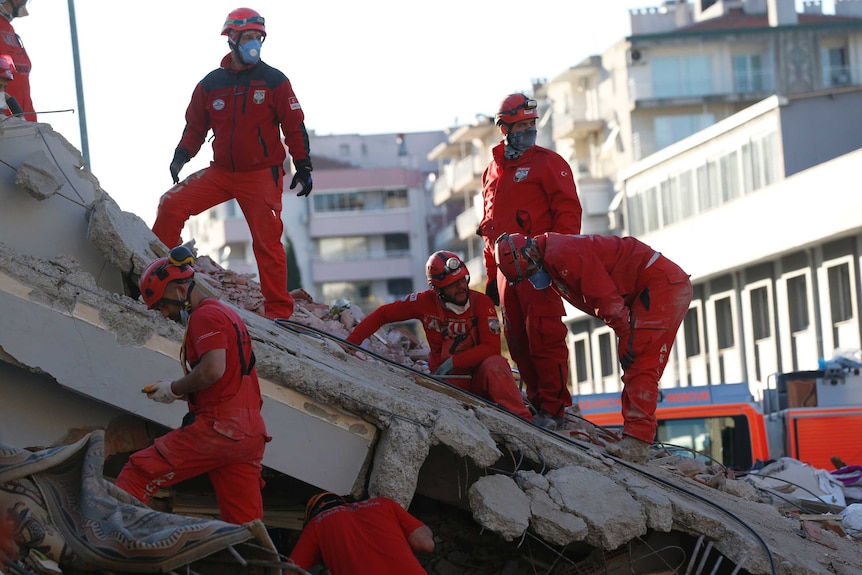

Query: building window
left=821, top=46, right=849, bottom=87
left=652, top=55, right=713, bottom=98
left=387, top=278, right=413, bottom=300
left=684, top=307, right=701, bottom=357
left=322, top=281, right=371, bottom=304
left=384, top=233, right=410, bottom=255
left=787, top=274, right=810, bottom=333
left=734, top=54, right=766, bottom=92
left=654, top=114, right=714, bottom=150
left=678, top=170, right=696, bottom=219
left=599, top=332, right=614, bottom=377
left=317, top=236, right=369, bottom=261
left=573, top=338, right=589, bottom=384
left=827, top=263, right=853, bottom=323
left=750, top=286, right=771, bottom=341
left=338, top=143, right=350, bottom=157
left=720, top=151, right=741, bottom=204
left=715, top=296, right=735, bottom=350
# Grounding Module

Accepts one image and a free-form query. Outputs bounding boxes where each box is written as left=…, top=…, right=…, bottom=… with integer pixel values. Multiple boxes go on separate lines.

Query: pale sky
left=13, top=0, right=821, bottom=226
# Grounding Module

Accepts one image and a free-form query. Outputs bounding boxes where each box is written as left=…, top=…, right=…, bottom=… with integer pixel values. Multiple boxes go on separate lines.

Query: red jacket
left=347, top=290, right=502, bottom=373
left=0, top=17, right=34, bottom=121
left=289, top=498, right=426, bottom=575
left=478, top=142, right=582, bottom=279
left=536, top=232, right=663, bottom=337
left=182, top=299, right=266, bottom=437
left=178, top=54, right=310, bottom=172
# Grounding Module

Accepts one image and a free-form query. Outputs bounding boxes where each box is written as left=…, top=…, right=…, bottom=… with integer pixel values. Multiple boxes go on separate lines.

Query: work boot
left=533, top=410, right=566, bottom=431
left=605, top=435, right=651, bottom=464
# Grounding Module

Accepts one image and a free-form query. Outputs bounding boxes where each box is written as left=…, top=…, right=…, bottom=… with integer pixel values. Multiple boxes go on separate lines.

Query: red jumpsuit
left=289, top=498, right=427, bottom=574
left=0, top=17, right=35, bottom=121
left=116, top=299, right=270, bottom=525
left=535, top=232, right=693, bottom=443
left=152, top=53, right=312, bottom=320
left=346, top=289, right=532, bottom=420
left=478, top=142, right=582, bottom=418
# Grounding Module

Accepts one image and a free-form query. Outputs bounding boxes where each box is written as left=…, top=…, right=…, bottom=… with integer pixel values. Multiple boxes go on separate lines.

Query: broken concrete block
left=468, top=474, right=530, bottom=541
left=14, top=150, right=64, bottom=201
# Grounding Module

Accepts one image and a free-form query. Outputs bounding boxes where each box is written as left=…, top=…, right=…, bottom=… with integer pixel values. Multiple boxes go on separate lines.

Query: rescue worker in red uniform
left=116, top=247, right=270, bottom=524
left=346, top=251, right=532, bottom=421
left=289, top=492, right=434, bottom=574
left=152, top=7, right=312, bottom=321
left=0, top=54, right=24, bottom=118
left=495, top=232, right=692, bottom=463
left=477, top=93, right=583, bottom=429
left=0, top=0, right=35, bottom=121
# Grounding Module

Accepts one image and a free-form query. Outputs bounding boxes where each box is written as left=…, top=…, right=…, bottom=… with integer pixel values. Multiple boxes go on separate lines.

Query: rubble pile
left=190, top=253, right=431, bottom=372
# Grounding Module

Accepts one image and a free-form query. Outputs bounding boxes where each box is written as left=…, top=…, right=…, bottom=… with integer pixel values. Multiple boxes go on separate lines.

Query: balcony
left=433, top=163, right=455, bottom=206
left=452, top=155, right=485, bottom=194
left=455, top=206, right=480, bottom=241
left=553, top=114, right=606, bottom=141
left=311, top=253, right=413, bottom=283
left=434, top=221, right=458, bottom=249
left=309, top=210, right=412, bottom=238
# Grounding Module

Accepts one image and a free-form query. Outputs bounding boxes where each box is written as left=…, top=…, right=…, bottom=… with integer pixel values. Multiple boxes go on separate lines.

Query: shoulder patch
left=488, top=317, right=501, bottom=334
left=289, top=97, right=301, bottom=110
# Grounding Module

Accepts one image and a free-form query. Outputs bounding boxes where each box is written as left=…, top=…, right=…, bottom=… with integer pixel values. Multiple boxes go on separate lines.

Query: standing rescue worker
left=152, top=7, right=313, bottom=321
left=476, top=93, right=583, bottom=430
left=0, top=0, right=35, bottom=121
left=0, top=54, right=24, bottom=117
left=495, top=232, right=692, bottom=463
left=346, top=251, right=532, bottom=421
left=289, top=492, right=434, bottom=574
left=116, top=247, right=270, bottom=524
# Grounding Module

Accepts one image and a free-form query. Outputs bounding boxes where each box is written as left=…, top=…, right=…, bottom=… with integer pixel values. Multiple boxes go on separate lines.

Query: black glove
left=485, top=277, right=500, bottom=306
left=290, top=158, right=313, bottom=197
left=618, top=333, right=635, bottom=371
left=170, top=148, right=191, bottom=185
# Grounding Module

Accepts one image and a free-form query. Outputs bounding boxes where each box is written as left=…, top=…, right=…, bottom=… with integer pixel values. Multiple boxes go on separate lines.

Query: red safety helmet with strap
left=221, top=7, right=266, bottom=37
left=138, top=246, right=196, bottom=309
left=0, top=55, right=15, bottom=81
left=426, top=250, right=470, bottom=289
left=495, top=93, right=538, bottom=133
left=494, top=233, right=536, bottom=285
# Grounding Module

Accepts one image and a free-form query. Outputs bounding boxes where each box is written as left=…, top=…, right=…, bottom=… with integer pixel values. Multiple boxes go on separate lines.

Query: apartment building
left=187, top=130, right=447, bottom=309
left=577, top=88, right=862, bottom=401
left=427, top=0, right=862, bottom=396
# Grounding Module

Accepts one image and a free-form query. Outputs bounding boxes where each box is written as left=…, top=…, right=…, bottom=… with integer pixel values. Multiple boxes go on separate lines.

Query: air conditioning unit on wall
left=627, top=48, right=645, bottom=66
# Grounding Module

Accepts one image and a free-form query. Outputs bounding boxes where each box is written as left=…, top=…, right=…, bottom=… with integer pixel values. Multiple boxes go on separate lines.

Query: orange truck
left=577, top=366, right=862, bottom=471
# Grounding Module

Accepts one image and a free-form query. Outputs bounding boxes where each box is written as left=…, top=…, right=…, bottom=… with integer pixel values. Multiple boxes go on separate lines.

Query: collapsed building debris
left=1, top=118, right=862, bottom=574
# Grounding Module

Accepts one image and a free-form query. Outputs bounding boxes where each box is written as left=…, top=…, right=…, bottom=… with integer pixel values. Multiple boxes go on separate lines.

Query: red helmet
left=221, top=7, right=266, bottom=37
left=495, top=93, right=539, bottom=129
left=426, top=251, right=469, bottom=289
left=138, top=247, right=196, bottom=309
left=0, top=55, right=15, bottom=81
left=305, top=492, right=346, bottom=525
left=494, top=233, right=534, bottom=285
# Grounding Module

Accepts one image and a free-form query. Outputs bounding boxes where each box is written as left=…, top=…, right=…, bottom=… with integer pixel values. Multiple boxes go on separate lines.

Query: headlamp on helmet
left=426, top=250, right=470, bottom=289
left=495, top=93, right=539, bottom=130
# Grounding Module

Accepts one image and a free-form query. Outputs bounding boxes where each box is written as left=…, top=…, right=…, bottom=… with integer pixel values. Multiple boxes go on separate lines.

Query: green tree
left=285, top=235, right=303, bottom=291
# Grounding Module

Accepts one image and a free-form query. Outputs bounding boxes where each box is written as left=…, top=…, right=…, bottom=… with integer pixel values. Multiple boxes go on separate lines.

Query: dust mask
left=239, top=40, right=262, bottom=65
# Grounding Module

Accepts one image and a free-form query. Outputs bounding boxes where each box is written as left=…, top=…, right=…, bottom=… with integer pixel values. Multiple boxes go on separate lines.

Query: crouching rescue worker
left=495, top=232, right=692, bottom=463
left=289, top=492, right=434, bottom=574
left=116, top=247, right=271, bottom=524
left=345, top=251, right=532, bottom=421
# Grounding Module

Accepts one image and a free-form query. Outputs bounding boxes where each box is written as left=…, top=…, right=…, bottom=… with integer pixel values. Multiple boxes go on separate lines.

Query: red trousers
left=152, top=164, right=294, bottom=320
left=115, top=415, right=267, bottom=525
left=620, top=260, right=692, bottom=443
left=448, top=355, right=532, bottom=420
left=499, top=278, right=571, bottom=418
